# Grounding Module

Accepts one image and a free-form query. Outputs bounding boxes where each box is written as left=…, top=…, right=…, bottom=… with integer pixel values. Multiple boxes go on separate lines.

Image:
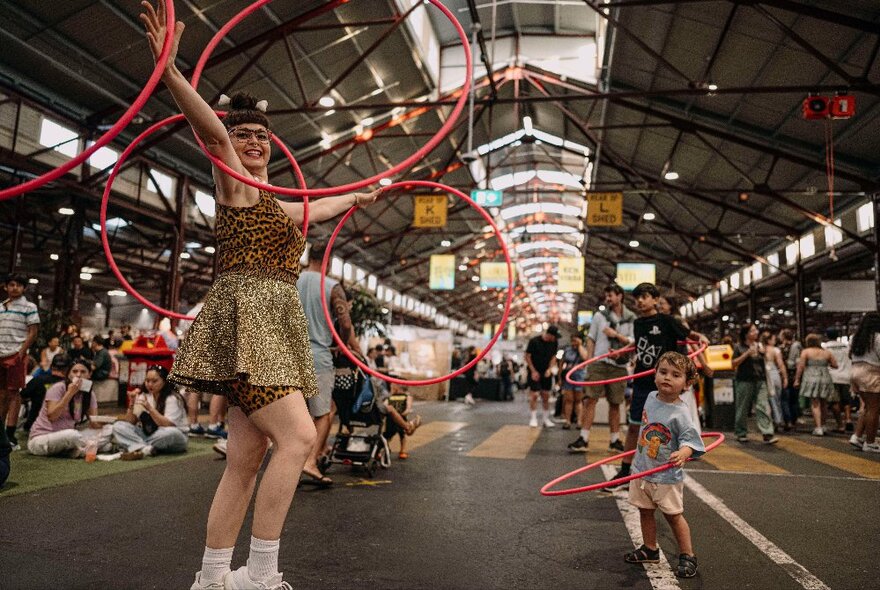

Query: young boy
left=612, top=282, right=706, bottom=483
left=383, top=383, right=421, bottom=459
left=624, top=351, right=705, bottom=578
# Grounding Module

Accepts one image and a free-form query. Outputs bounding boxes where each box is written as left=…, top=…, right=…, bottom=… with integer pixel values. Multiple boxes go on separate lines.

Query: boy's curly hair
left=656, top=351, right=697, bottom=383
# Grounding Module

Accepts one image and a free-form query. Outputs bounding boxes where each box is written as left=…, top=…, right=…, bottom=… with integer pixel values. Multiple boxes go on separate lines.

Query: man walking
left=525, top=325, right=560, bottom=428
left=297, top=244, right=361, bottom=486
left=568, top=284, right=635, bottom=452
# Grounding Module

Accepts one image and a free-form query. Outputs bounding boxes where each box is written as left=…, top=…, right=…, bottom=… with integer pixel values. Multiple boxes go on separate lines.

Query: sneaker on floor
left=849, top=434, right=865, bottom=449
left=529, top=416, right=538, bottom=428
left=567, top=436, right=588, bottom=452
left=561, top=422, right=571, bottom=430
left=863, top=441, right=880, bottom=453
left=205, top=425, right=228, bottom=439
left=605, top=467, right=631, bottom=490
left=224, top=565, right=289, bottom=590
left=736, top=435, right=749, bottom=443
left=811, top=427, right=825, bottom=436
left=190, top=571, right=225, bottom=590
left=608, top=440, right=625, bottom=452
left=213, top=439, right=228, bottom=458
left=464, top=393, right=476, bottom=405
left=188, top=424, right=207, bottom=437
left=762, top=434, right=779, bottom=445
left=543, top=417, right=555, bottom=428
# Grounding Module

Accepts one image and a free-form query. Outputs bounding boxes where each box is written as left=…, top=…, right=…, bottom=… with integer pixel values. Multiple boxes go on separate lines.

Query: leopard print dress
left=169, top=190, right=318, bottom=414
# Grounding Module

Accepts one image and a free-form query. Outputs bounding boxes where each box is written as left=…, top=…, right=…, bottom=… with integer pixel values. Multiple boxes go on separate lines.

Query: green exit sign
left=471, top=189, right=503, bottom=207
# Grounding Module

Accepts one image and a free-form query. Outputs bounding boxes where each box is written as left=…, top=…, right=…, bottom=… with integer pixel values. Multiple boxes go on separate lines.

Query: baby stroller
left=321, top=369, right=391, bottom=478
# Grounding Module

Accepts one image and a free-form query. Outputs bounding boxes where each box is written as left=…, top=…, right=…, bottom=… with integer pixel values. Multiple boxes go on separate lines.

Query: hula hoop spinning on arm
left=138, top=3, right=381, bottom=589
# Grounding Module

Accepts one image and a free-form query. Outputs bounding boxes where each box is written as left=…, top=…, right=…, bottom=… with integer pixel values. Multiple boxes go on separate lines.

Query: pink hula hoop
left=540, top=432, right=725, bottom=496
left=100, top=112, right=308, bottom=321
left=565, top=341, right=708, bottom=387
left=319, top=181, right=514, bottom=386
left=188, top=0, right=472, bottom=197
left=0, top=0, right=176, bottom=201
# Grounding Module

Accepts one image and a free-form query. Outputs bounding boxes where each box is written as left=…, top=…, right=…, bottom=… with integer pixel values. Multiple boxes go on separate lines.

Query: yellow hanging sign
left=413, top=195, right=448, bottom=227
left=480, top=262, right=509, bottom=288
left=587, top=192, right=623, bottom=226
left=429, top=255, right=456, bottom=290
left=616, top=263, right=656, bottom=291
left=558, top=257, right=585, bottom=293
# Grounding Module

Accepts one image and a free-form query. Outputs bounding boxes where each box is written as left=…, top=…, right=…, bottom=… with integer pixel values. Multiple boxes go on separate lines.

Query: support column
left=748, top=286, right=757, bottom=324
left=53, top=202, right=84, bottom=326
left=873, top=192, right=880, bottom=310
left=794, top=261, right=806, bottom=341
left=165, top=178, right=187, bottom=326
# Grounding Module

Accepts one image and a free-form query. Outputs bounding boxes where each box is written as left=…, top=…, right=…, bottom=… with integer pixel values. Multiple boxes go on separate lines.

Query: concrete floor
left=1, top=392, right=878, bottom=589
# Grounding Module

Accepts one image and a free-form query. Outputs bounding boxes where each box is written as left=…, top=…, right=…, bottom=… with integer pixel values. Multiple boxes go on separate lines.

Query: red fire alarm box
left=831, top=95, right=855, bottom=119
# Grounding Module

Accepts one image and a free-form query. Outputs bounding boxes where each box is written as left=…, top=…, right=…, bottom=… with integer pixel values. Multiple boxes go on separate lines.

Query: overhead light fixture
left=318, top=96, right=335, bottom=107
left=664, top=171, right=679, bottom=180
left=629, top=240, right=640, bottom=247
left=643, top=212, right=656, bottom=221
left=108, top=290, right=127, bottom=297
left=471, top=275, right=480, bottom=282
left=708, top=83, right=718, bottom=91
left=441, top=240, right=451, bottom=247
left=458, top=265, right=467, bottom=271
left=28, top=278, right=38, bottom=285
left=361, top=117, right=374, bottom=127
left=58, top=207, right=75, bottom=216
left=79, top=272, right=92, bottom=281
left=50, top=254, right=59, bottom=261
left=523, top=115, right=533, bottom=135
left=205, top=246, right=216, bottom=254
left=180, top=252, right=191, bottom=259
left=379, top=178, right=392, bottom=187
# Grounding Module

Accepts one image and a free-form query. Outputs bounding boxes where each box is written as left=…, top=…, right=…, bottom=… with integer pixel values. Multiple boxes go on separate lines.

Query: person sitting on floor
left=378, top=382, right=422, bottom=458
left=27, top=356, right=110, bottom=457
left=20, top=352, right=68, bottom=432
left=113, top=365, right=188, bottom=460
left=383, top=383, right=420, bottom=459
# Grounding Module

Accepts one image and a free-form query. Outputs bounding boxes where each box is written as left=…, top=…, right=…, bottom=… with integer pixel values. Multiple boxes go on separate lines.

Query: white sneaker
left=224, top=566, right=290, bottom=590
left=190, top=571, right=225, bottom=590
left=464, top=393, right=476, bottom=405
left=529, top=416, right=538, bottom=428
left=543, top=417, right=555, bottom=428
left=863, top=441, right=880, bottom=453
left=213, top=439, right=228, bottom=458
left=850, top=434, right=865, bottom=449
left=811, top=427, right=824, bottom=436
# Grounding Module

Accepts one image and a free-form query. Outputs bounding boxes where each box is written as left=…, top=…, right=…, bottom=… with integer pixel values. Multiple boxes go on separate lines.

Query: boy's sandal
left=676, top=554, right=698, bottom=578
left=398, top=452, right=409, bottom=460
left=623, top=544, right=660, bottom=564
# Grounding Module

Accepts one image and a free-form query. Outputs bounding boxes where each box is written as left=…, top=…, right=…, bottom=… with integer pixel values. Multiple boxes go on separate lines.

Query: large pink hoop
left=319, top=181, right=514, bottom=386
left=540, top=432, right=725, bottom=496
left=565, top=342, right=708, bottom=387
left=189, top=0, right=473, bottom=197
left=100, top=112, right=308, bottom=321
left=0, top=0, right=176, bottom=201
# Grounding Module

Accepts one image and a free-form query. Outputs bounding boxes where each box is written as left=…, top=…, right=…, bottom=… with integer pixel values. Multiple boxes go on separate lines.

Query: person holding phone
left=113, top=365, right=188, bottom=460
left=27, top=357, right=109, bottom=457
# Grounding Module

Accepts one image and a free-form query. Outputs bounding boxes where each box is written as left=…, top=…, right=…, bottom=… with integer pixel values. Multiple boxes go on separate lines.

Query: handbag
left=335, top=368, right=356, bottom=392
left=139, top=411, right=159, bottom=436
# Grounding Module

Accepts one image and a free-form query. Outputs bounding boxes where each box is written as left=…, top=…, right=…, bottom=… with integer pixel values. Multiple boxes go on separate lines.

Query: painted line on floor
left=684, top=474, right=830, bottom=590
left=405, top=421, right=467, bottom=452
left=686, top=468, right=877, bottom=482
left=697, top=442, right=788, bottom=474
left=467, top=425, right=541, bottom=459
left=774, top=436, right=880, bottom=479
left=600, top=464, right=681, bottom=590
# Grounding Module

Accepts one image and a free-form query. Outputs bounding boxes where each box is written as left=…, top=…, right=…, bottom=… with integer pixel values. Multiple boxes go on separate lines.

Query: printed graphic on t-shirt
left=638, top=417, right=672, bottom=460
left=636, top=337, right=663, bottom=370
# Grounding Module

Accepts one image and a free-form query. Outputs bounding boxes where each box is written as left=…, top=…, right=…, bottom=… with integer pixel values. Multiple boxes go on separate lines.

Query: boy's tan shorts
left=627, top=479, right=685, bottom=515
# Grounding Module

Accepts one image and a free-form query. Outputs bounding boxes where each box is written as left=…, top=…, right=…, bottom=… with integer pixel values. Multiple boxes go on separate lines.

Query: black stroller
left=321, top=369, right=391, bottom=478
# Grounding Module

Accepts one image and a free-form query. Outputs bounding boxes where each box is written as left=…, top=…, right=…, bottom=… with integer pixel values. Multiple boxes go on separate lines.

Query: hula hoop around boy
left=540, top=432, right=725, bottom=497
left=564, top=341, right=708, bottom=387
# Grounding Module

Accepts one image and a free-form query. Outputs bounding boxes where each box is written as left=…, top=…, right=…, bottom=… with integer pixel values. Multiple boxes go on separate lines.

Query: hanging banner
left=507, top=323, right=516, bottom=341
left=413, top=195, right=448, bottom=227
left=483, top=323, right=493, bottom=339
left=586, top=192, right=623, bottom=226
left=480, top=262, right=508, bottom=288
left=616, top=263, right=656, bottom=291
left=558, top=257, right=585, bottom=293
left=429, top=255, right=456, bottom=290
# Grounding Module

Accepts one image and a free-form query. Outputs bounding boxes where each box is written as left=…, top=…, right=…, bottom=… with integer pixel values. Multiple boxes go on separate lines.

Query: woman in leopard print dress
left=142, top=4, right=379, bottom=589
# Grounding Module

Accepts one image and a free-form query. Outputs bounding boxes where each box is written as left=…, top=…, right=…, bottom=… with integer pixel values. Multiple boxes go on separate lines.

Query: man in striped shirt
left=1, top=274, right=39, bottom=463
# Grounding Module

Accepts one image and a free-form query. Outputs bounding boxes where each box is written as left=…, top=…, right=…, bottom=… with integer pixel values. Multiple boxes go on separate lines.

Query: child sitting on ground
left=382, top=383, right=421, bottom=459
left=624, top=351, right=705, bottom=579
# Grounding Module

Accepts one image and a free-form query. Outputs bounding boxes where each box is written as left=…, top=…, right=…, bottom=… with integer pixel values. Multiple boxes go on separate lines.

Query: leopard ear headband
left=218, top=94, right=268, bottom=112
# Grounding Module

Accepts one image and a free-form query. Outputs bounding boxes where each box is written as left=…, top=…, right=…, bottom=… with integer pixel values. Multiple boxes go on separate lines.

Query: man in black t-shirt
left=611, top=283, right=707, bottom=484
left=525, top=326, right=560, bottom=427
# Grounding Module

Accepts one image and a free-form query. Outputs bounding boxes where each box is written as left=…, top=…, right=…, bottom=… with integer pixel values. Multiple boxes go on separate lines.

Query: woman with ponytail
left=141, top=3, right=381, bottom=589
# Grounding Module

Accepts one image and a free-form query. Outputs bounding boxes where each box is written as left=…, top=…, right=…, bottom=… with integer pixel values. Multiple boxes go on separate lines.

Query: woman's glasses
left=228, top=127, right=272, bottom=144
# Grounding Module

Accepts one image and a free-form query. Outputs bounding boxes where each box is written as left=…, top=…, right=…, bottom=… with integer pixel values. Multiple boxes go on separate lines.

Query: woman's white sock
left=247, top=536, right=280, bottom=582
left=200, top=546, right=233, bottom=584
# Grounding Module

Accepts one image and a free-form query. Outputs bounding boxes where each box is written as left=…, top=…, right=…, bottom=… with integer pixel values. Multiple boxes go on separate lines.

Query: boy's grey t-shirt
left=296, top=270, right=339, bottom=372
left=632, top=391, right=705, bottom=484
